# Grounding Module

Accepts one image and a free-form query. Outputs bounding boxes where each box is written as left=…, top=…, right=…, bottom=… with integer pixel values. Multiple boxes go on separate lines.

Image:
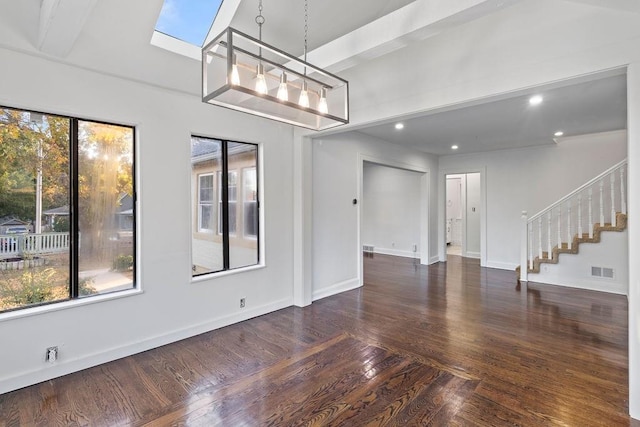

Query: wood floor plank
left=0, top=254, right=634, bottom=425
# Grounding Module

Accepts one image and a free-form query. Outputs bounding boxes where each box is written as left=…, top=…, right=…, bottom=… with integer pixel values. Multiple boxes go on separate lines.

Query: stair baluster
left=621, top=166, right=626, bottom=215
left=557, top=207, right=562, bottom=257
left=538, top=217, right=542, bottom=259
left=611, top=172, right=616, bottom=227
left=547, top=212, right=552, bottom=258
left=578, top=194, right=583, bottom=238
left=567, top=200, right=572, bottom=250
left=529, top=220, right=534, bottom=271
left=599, top=179, right=605, bottom=227
left=588, top=187, right=593, bottom=239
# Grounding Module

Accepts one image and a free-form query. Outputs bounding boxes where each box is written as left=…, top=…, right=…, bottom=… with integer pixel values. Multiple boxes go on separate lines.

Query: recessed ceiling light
left=451, top=145, right=459, bottom=150
left=529, top=95, right=543, bottom=106
left=554, top=131, right=564, bottom=137
left=395, top=123, right=404, bottom=130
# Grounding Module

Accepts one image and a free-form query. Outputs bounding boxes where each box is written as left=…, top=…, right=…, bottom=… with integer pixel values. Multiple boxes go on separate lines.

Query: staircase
left=518, top=160, right=627, bottom=282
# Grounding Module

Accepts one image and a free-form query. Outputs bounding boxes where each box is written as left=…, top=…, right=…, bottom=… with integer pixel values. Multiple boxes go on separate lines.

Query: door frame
left=439, top=167, right=487, bottom=266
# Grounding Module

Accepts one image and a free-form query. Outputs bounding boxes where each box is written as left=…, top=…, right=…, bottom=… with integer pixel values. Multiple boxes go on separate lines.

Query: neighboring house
left=43, top=195, right=133, bottom=233
left=42, top=205, right=68, bottom=231
left=116, top=194, right=134, bottom=232
left=0, top=217, right=31, bottom=234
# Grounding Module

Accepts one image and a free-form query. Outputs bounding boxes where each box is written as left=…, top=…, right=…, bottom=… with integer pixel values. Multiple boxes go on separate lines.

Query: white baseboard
left=0, top=298, right=293, bottom=395
left=485, top=260, right=519, bottom=271
left=526, top=275, right=627, bottom=295
left=312, top=277, right=361, bottom=301
left=428, top=255, right=440, bottom=265
left=464, top=251, right=481, bottom=259
left=373, top=248, right=417, bottom=258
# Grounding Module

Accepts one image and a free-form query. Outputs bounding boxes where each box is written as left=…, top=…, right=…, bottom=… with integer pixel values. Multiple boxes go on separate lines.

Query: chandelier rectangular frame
left=202, top=27, right=349, bottom=131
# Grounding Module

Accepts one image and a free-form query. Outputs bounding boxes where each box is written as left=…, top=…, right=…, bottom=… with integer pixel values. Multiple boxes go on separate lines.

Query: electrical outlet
left=240, top=298, right=246, bottom=308
left=45, top=346, right=58, bottom=363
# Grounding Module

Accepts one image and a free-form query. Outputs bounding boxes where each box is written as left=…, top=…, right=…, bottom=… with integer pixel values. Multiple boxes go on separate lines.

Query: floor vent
left=591, top=266, right=614, bottom=279
left=363, top=245, right=374, bottom=253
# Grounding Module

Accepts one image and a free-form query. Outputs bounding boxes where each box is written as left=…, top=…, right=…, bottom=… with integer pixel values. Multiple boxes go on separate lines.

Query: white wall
left=362, top=163, right=422, bottom=258
left=465, top=173, right=481, bottom=257
left=0, top=47, right=296, bottom=393
left=438, top=131, right=627, bottom=270
left=627, top=62, right=640, bottom=420
left=312, top=132, right=438, bottom=300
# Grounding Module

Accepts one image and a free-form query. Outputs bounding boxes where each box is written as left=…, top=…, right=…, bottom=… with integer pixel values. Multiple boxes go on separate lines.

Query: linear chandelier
left=202, top=0, right=349, bottom=131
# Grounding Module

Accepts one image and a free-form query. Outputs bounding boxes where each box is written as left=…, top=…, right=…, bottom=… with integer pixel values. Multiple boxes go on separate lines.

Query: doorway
left=358, top=155, right=430, bottom=284
left=446, top=173, right=481, bottom=259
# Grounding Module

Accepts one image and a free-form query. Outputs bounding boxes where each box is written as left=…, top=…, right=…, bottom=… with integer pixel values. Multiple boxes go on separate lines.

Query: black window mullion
left=221, top=141, right=230, bottom=270
left=69, top=119, right=79, bottom=299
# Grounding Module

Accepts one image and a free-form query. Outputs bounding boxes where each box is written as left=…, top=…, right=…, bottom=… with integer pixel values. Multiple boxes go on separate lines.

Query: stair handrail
left=527, top=158, right=627, bottom=223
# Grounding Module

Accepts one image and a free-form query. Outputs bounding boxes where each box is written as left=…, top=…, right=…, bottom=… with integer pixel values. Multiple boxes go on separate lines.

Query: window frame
left=242, top=167, right=258, bottom=239
left=190, top=136, right=260, bottom=278
left=197, top=173, right=215, bottom=233
left=0, top=104, right=137, bottom=314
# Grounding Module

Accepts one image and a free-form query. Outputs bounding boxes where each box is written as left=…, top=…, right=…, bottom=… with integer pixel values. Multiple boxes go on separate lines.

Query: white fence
left=520, top=159, right=627, bottom=281
left=0, top=232, right=70, bottom=259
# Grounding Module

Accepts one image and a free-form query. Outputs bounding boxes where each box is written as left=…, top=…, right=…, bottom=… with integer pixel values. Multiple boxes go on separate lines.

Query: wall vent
left=591, top=266, right=614, bottom=279
left=363, top=245, right=374, bottom=253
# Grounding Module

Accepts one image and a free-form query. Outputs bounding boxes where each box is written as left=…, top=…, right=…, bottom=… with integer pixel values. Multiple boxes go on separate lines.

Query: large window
left=0, top=106, right=136, bottom=313
left=191, top=136, right=259, bottom=276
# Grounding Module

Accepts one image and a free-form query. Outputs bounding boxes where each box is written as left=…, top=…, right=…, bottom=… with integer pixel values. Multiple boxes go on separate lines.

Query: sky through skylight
left=155, top=0, right=223, bottom=46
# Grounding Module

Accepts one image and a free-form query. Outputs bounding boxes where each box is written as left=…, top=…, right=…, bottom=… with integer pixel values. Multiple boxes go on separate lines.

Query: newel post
left=520, top=211, right=528, bottom=282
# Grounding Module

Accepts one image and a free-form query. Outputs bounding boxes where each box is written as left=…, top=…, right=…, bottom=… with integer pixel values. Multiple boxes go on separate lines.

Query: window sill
left=191, top=263, right=266, bottom=284
left=0, top=288, right=143, bottom=323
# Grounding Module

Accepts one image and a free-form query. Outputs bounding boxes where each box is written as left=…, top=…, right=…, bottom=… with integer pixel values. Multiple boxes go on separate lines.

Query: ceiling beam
left=38, top=0, right=98, bottom=58
left=204, top=0, right=243, bottom=46
left=561, top=0, right=640, bottom=14
left=306, top=0, right=525, bottom=73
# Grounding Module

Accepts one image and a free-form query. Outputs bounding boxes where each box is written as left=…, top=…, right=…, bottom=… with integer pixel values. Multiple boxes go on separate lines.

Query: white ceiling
left=356, top=72, right=628, bottom=156
left=0, top=0, right=632, bottom=157
left=225, top=0, right=418, bottom=56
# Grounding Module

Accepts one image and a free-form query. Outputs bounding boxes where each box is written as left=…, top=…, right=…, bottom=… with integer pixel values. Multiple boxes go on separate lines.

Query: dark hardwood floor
left=1, top=254, right=636, bottom=426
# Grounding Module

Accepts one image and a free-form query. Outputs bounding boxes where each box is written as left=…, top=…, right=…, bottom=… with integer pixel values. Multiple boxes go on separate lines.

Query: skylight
left=155, top=0, right=223, bottom=47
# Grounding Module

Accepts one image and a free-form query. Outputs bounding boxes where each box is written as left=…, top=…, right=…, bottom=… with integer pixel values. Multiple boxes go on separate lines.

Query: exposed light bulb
left=299, top=81, right=309, bottom=108
left=230, top=55, right=240, bottom=85
left=277, top=73, right=289, bottom=102
left=255, top=64, right=267, bottom=95
left=318, top=87, right=328, bottom=114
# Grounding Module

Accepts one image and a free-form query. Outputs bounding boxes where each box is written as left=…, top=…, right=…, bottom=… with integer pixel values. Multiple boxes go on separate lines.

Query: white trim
left=0, top=288, right=142, bottom=323
left=464, top=251, right=481, bottom=259
left=191, top=263, right=266, bottom=283
left=312, top=278, right=361, bottom=301
left=0, top=297, right=292, bottom=395
left=373, top=248, right=418, bottom=258
left=485, top=260, right=518, bottom=271
left=439, top=167, right=487, bottom=266
left=526, top=276, right=627, bottom=295
left=150, top=31, right=201, bottom=61
left=429, top=255, right=440, bottom=265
